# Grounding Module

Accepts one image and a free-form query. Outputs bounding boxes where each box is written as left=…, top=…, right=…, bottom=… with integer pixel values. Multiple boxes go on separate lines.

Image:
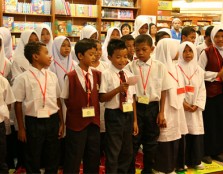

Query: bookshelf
left=180, top=16, right=212, bottom=27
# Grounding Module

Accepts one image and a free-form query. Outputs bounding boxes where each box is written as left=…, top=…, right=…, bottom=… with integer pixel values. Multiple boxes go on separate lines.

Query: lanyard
left=138, top=61, right=152, bottom=95
left=168, top=67, right=179, bottom=84
left=178, top=65, right=197, bottom=84
left=81, top=69, right=91, bottom=107
left=29, top=70, right=47, bottom=108
left=213, top=47, right=222, bottom=70
left=54, top=60, right=74, bottom=74
left=0, top=60, right=6, bottom=76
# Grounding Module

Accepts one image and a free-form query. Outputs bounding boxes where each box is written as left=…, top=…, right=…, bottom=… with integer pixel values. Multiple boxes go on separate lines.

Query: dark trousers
left=186, top=134, right=204, bottom=166
left=154, top=140, right=180, bottom=173
left=105, top=108, right=133, bottom=174
left=176, top=136, right=186, bottom=170
left=25, top=114, right=60, bottom=174
left=0, top=122, right=8, bottom=174
left=63, top=124, right=100, bottom=174
left=129, top=101, right=159, bottom=174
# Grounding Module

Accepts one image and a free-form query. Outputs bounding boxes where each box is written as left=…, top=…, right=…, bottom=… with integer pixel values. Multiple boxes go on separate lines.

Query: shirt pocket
left=150, top=78, right=162, bottom=92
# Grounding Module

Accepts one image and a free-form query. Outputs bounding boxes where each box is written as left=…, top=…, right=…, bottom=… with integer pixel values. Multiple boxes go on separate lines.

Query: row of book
left=102, top=9, right=134, bottom=19
left=3, top=0, right=51, bottom=14
left=102, top=0, right=135, bottom=7
left=157, top=16, right=173, bottom=21
left=101, top=21, right=133, bottom=31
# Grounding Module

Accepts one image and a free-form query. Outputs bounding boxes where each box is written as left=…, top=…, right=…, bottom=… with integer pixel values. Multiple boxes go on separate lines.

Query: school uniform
left=99, top=64, right=135, bottom=173
left=0, top=75, right=15, bottom=173
left=153, top=38, right=188, bottom=173
left=196, top=41, right=208, bottom=60
left=126, top=57, right=172, bottom=174
left=171, top=29, right=181, bottom=41
left=12, top=66, right=61, bottom=173
left=179, top=42, right=206, bottom=167
left=131, top=15, right=150, bottom=38
left=198, top=25, right=223, bottom=159
left=0, top=27, right=13, bottom=61
left=61, top=65, right=101, bottom=174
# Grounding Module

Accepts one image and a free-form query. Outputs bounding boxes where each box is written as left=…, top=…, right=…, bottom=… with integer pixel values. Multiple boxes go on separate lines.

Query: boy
left=0, top=75, right=15, bottom=174
left=126, top=34, right=172, bottom=174
left=61, top=38, right=101, bottom=174
left=181, top=26, right=196, bottom=44
left=13, top=42, right=64, bottom=173
left=121, top=34, right=135, bottom=62
left=99, top=39, right=138, bottom=173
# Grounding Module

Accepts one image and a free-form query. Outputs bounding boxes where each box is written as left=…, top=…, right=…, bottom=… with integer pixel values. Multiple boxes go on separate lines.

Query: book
left=3, top=16, right=14, bottom=31
left=31, top=0, right=44, bottom=14
left=4, top=0, right=17, bottom=13
left=55, top=0, right=66, bottom=15
left=71, top=25, right=83, bottom=37
left=56, top=20, right=67, bottom=36
left=75, top=4, right=89, bottom=17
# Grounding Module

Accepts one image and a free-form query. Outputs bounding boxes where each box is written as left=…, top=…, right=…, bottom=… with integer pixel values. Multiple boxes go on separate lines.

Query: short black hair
left=181, top=26, right=196, bottom=37
left=135, top=34, right=153, bottom=47
left=205, top=26, right=214, bottom=37
left=75, top=38, right=97, bottom=59
left=149, top=23, right=156, bottom=35
left=121, top=23, right=131, bottom=33
left=121, top=34, right=134, bottom=42
left=155, top=31, right=170, bottom=45
left=107, top=39, right=127, bottom=57
left=24, top=42, right=46, bottom=64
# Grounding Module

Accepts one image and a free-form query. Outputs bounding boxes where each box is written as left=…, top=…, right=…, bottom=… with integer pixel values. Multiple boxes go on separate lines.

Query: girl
left=35, top=23, right=53, bottom=57
left=149, top=23, right=157, bottom=45
left=80, top=25, right=98, bottom=40
left=120, top=23, right=131, bottom=36
left=131, top=15, right=149, bottom=38
left=101, top=27, right=122, bottom=63
left=154, top=38, right=188, bottom=174
left=179, top=41, right=206, bottom=170
left=0, top=27, right=13, bottom=61
left=11, top=30, right=39, bottom=79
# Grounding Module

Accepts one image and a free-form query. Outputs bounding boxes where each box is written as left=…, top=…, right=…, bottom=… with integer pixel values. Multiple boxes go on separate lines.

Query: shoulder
left=0, top=76, right=9, bottom=88
left=123, top=68, right=134, bottom=77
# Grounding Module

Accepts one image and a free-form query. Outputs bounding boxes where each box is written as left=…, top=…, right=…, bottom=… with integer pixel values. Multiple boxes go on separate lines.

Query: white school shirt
left=12, top=66, right=61, bottom=117
left=0, top=75, right=15, bottom=122
left=60, top=65, right=94, bottom=99
left=196, top=42, right=207, bottom=60
left=125, top=58, right=172, bottom=101
left=0, top=58, right=11, bottom=78
left=99, top=65, right=136, bottom=109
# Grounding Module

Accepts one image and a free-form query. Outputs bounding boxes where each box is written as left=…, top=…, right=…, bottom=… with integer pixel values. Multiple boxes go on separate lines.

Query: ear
left=78, top=52, right=83, bottom=60
left=108, top=55, right=112, bottom=61
left=182, top=35, right=186, bottom=42
left=33, top=53, right=38, bottom=61
left=151, top=46, right=155, bottom=52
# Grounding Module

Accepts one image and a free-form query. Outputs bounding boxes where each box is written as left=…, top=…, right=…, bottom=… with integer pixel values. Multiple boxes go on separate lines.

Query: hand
left=217, top=68, right=223, bottom=80
left=133, top=121, right=139, bottom=136
left=156, top=112, right=167, bottom=128
left=18, top=128, right=27, bottom=142
left=119, top=82, right=129, bottom=93
left=191, top=105, right=198, bottom=112
left=183, top=101, right=193, bottom=112
left=58, top=123, right=64, bottom=139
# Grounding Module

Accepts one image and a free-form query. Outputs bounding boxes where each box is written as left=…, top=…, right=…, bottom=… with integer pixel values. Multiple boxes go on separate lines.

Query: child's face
left=122, top=26, right=130, bottom=36
left=79, top=48, right=96, bottom=67
left=135, top=42, right=153, bottom=62
left=110, top=29, right=120, bottom=39
left=125, top=40, right=135, bottom=57
left=183, top=32, right=196, bottom=44
left=205, top=36, right=212, bottom=47
left=41, top=28, right=51, bottom=44
left=183, top=45, right=194, bottom=62
left=90, top=32, right=97, bottom=40
left=95, top=42, right=102, bottom=62
left=139, top=24, right=148, bottom=35
left=29, top=33, right=39, bottom=43
left=35, top=46, right=51, bottom=67
left=214, top=31, right=223, bottom=47
left=108, top=48, right=128, bottom=70
left=150, top=25, right=157, bottom=35
left=60, top=39, right=71, bottom=57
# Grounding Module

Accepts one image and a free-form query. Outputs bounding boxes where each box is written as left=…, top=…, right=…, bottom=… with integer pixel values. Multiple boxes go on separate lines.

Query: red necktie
left=119, top=70, right=126, bottom=110
left=85, top=73, right=91, bottom=94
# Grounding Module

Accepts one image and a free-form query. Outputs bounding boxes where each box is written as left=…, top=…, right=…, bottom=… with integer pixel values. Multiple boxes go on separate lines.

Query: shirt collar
left=110, top=64, right=123, bottom=74
left=76, top=65, right=93, bottom=76
left=137, top=58, right=152, bottom=67
left=29, top=66, right=46, bottom=75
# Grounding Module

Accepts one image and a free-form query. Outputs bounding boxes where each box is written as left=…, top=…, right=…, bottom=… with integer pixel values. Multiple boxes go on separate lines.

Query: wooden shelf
left=3, top=12, right=52, bottom=17
left=55, top=15, right=98, bottom=19
left=102, top=18, right=135, bottom=21
left=102, top=6, right=139, bottom=10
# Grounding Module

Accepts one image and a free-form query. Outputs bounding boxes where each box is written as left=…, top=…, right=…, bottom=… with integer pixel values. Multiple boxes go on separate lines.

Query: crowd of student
left=0, top=15, right=223, bottom=174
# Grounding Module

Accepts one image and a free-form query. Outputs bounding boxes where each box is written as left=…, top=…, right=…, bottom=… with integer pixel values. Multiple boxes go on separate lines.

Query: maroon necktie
left=119, top=70, right=126, bottom=110
left=85, top=73, right=91, bottom=94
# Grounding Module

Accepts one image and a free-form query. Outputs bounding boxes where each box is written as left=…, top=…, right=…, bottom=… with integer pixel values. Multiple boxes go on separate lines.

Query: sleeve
left=99, top=72, right=108, bottom=94
left=3, top=80, right=16, bottom=105
left=55, top=76, right=61, bottom=98
left=12, top=75, right=26, bottom=102
left=161, top=65, right=173, bottom=91
left=11, top=61, right=23, bottom=81
left=60, top=76, right=69, bottom=99
left=198, top=51, right=218, bottom=82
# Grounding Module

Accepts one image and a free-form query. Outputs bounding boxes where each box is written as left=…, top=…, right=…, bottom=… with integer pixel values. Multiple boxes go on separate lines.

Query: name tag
left=122, top=102, right=133, bottom=112
left=216, top=77, right=221, bottom=82
left=137, top=96, right=150, bottom=104
left=185, top=85, right=195, bottom=94
left=82, top=107, right=95, bottom=117
left=37, top=108, right=50, bottom=118
left=177, top=87, right=185, bottom=95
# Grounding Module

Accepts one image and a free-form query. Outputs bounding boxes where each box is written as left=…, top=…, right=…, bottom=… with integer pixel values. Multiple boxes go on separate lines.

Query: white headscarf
left=158, top=28, right=172, bottom=38
left=12, top=30, right=39, bottom=70
left=172, top=18, right=181, bottom=24
left=210, top=24, right=223, bottom=50
left=35, top=23, right=53, bottom=56
left=101, top=27, right=122, bottom=63
left=80, top=25, right=98, bottom=40
left=50, top=36, right=75, bottom=88
left=178, top=41, right=198, bottom=75
left=0, top=35, right=8, bottom=76
left=131, top=15, right=150, bottom=38
left=0, top=27, right=13, bottom=60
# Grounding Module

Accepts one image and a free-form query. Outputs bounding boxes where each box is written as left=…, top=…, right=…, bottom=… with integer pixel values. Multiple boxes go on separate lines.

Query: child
left=155, top=31, right=171, bottom=46
left=11, top=30, right=39, bottom=79
left=178, top=41, right=206, bottom=170
left=121, top=23, right=131, bottom=36
left=61, top=38, right=101, bottom=174
left=131, top=15, right=149, bottom=38
left=99, top=39, right=138, bottom=173
left=121, top=34, right=135, bottom=62
left=153, top=38, right=188, bottom=174
left=0, top=35, right=11, bottom=78
left=101, top=27, right=122, bottom=63
left=35, top=23, right=53, bottom=57
left=196, top=26, right=214, bottom=59
left=149, top=23, right=157, bottom=45
left=80, top=25, right=98, bottom=40
left=198, top=25, right=223, bottom=164
left=125, top=34, right=172, bottom=174
left=181, top=26, right=196, bottom=44
left=0, top=75, right=15, bottom=173
left=12, top=42, right=64, bottom=173
left=0, top=27, right=13, bottom=61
